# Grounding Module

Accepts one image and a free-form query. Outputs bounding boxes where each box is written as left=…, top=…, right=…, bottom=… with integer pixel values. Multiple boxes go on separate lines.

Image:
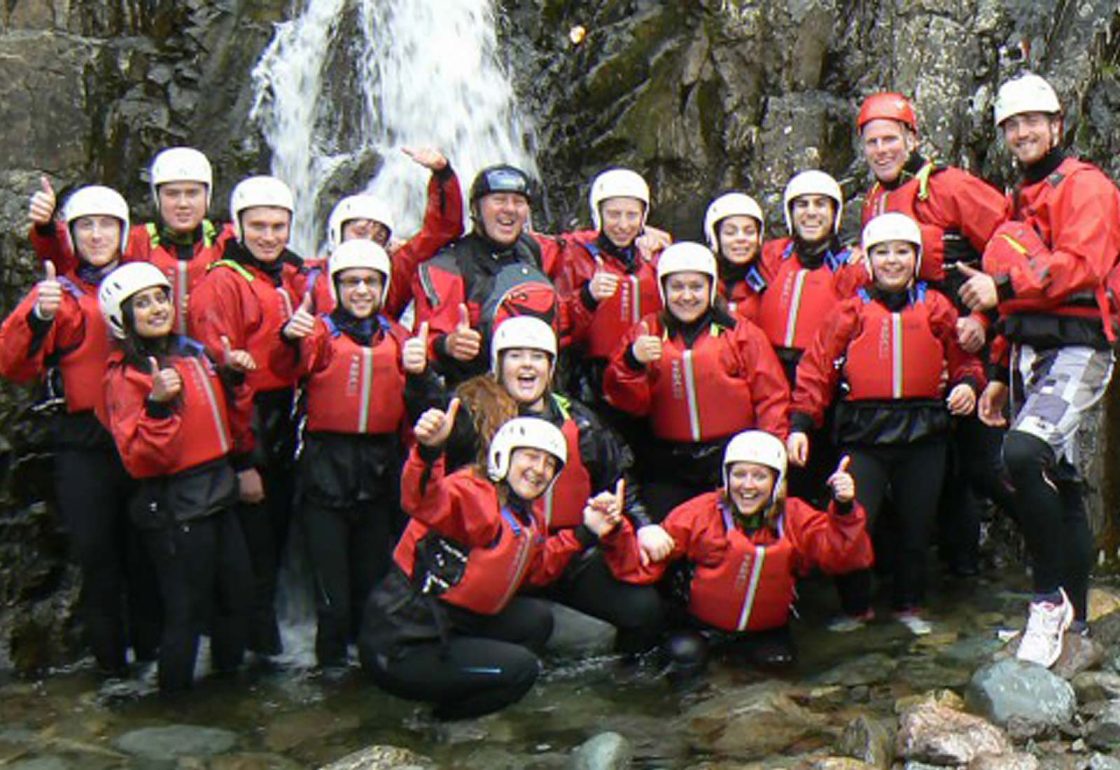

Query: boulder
left=896, top=703, right=1013, bottom=765
left=966, top=658, right=1077, bottom=738
left=569, top=731, right=633, bottom=770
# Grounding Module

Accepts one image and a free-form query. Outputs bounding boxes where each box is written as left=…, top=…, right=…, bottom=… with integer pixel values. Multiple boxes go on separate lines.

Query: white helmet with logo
left=150, top=147, right=213, bottom=208
left=62, top=185, right=131, bottom=255
left=327, top=239, right=391, bottom=303
left=704, top=192, right=765, bottom=253
left=656, top=241, right=719, bottom=305
left=589, top=168, right=650, bottom=231
left=993, top=73, right=1062, bottom=127
left=782, top=170, right=843, bottom=235
left=490, top=316, right=558, bottom=376
left=327, top=194, right=396, bottom=250
left=487, top=417, right=568, bottom=490
left=229, top=175, right=294, bottom=240
left=98, top=262, right=171, bottom=339
left=861, top=212, right=923, bottom=278
left=722, top=430, right=787, bottom=503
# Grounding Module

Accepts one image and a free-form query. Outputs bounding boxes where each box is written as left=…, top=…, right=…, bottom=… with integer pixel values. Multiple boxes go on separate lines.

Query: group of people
left=3, top=70, right=1117, bottom=720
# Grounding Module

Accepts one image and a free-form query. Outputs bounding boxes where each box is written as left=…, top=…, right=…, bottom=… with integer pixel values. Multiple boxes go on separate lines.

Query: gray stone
left=1087, top=701, right=1120, bottom=750
left=1073, top=671, right=1120, bottom=703
left=1089, top=753, right=1120, bottom=770
left=835, top=715, right=893, bottom=769
left=969, top=752, right=1039, bottom=770
left=113, top=725, right=238, bottom=759
left=8, top=758, right=72, bottom=770
left=569, top=731, right=633, bottom=770
left=546, top=604, right=616, bottom=658
left=966, top=658, right=1077, bottom=738
left=813, top=653, right=898, bottom=688
left=896, top=703, right=1012, bottom=765
left=316, top=745, right=432, bottom=770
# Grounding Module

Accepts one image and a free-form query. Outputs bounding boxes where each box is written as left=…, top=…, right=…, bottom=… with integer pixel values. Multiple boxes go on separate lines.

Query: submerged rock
left=113, top=725, right=238, bottom=759
left=316, top=745, right=432, bottom=770
left=569, top=731, right=633, bottom=770
left=966, top=658, right=1077, bottom=738
left=896, top=703, right=1012, bottom=765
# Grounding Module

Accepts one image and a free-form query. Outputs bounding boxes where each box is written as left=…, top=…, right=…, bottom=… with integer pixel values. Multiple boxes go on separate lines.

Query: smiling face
left=341, top=218, right=390, bottom=247
left=861, top=118, right=917, bottom=184
left=789, top=194, right=836, bottom=244
left=727, top=462, right=776, bottom=517
left=72, top=215, right=123, bottom=267
left=869, top=240, right=918, bottom=292
left=158, top=182, right=208, bottom=234
left=1001, top=112, right=1061, bottom=166
left=240, top=206, right=291, bottom=263
left=506, top=446, right=559, bottom=500
left=600, top=196, right=645, bottom=248
left=336, top=267, right=384, bottom=318
left=477, top=192, right=530, bottom=246
left=664, top=271, right=711, bottom=324
left=717, top=215, right=761, bottom=265
left=128, top=285, right=174, bottom=339
left=498, top=348, right=552, bottom=408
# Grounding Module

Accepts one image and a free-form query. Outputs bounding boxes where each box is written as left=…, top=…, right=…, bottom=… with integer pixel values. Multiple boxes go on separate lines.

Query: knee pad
left=1001, top=431, right=1054, bottom=479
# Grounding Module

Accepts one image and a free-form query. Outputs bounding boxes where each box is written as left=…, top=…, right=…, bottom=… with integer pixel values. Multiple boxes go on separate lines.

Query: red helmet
left=857, top=92, right=917, bottom=132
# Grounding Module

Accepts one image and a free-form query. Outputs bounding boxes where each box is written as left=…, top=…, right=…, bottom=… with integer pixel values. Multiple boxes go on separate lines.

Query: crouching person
left=359, top=410, right=625, bottom=720
left=98, top=263, right=254, bottom=692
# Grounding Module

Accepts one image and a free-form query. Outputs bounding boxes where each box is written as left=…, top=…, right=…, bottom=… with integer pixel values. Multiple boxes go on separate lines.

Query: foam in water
left=251, top=0, right=538, bottom=258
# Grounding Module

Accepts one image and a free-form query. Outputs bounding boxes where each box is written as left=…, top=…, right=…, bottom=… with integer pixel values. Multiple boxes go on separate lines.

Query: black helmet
left=470, top=165, right=533, bottom=204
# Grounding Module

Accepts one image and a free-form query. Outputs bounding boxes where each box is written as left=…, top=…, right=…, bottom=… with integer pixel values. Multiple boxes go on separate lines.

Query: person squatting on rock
left=788, top=213, right=984, bottom=635
left=98, top=262, right=254, bottom=692
left=358, top=413, right=631, bottom=720
left=958, top=73, right=1120, bottom=668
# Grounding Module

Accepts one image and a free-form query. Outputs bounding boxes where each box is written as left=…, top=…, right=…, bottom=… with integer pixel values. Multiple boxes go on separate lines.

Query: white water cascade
left=250, top=0, right=539, bottom=259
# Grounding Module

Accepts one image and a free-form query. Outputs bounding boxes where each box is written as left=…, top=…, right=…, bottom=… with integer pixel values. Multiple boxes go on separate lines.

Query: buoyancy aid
left=131, top=221, right=222, bottom=335
left=581, top=241, right=661, bottom=359
left=55, top=277, right=111, bottom=413
left=758, top=242, right=852, bottom=352
left=539, top=394, right=593, bottom=531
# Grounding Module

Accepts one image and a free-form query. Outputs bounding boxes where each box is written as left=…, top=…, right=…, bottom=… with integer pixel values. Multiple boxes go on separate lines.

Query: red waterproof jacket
left=718, top=264, right=766, bottom=322
left=604, top=312, right=789, bottom=442
left=101, top=340, right=253, bottom=479
left=606, top=491, right=872, bottom=632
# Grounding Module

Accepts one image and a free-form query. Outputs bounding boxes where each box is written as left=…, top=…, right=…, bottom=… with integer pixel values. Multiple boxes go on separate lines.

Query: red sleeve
left=269, top=317, right=331, bottom=382
left=102, top=359, right=185, bottom=478
left=188, top=268, right=254, bottom=362
left=525, top=528, right=585, bottom=587
left=791, top=300, right=861, bottom=428
left=384, top=169, right=465, bottom=317
left=783, top=498, right=873, bottom=575
left=834, top=261, right=871, bottom=298
left=928, top=290, right=985, bottom=391
left=225, top=368, right=255, bottom=460
left=927, top=169, right=1007, bottom=253
left=28, top=221, right=76, bottom=274
left=730, top=321, right=790, bottom=438
left=399, top=448, right=502, bottom=546
left=539, top=234, right=598, bottom=347
left=0, top=289, right=84, bottom=383
left=602, top=313, right=660, bottom=417
left=412, top=260, right=469, bottom=360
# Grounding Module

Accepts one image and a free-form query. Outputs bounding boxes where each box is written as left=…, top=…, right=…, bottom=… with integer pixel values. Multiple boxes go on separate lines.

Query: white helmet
left=491, top=316, right=558, bottom=376
left=782, top=170, right=843, bottom=235
left=861, top=212, right=923, bottom=279
left=150, top=147, right=213, bottom=208
left=994, top=73, right=1061, bottom=127
left=589, top=168, right=650, bottom=231
left=704, top=192, right=765, bottom=253
left=62, top=185, right=131, bottom=255
left=722, top=430, right=787, bottom=504
left=656, top=241, right=719, bottom=305
left=98, top=262, right=172, bottom=339
left=487, top=417, right=568, bottom=491
left=327, top=239, right=392, bottom=303
left=229, top=175, right=294, bottom=240
left=327, top=194, right=396, bottom=250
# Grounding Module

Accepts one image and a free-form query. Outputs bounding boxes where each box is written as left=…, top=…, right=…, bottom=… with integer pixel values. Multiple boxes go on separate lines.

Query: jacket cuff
left=986, top=362, right=1010, bottom=385
left=26, top=306, right=53, bottom=331
left=956, top=375, right=981, bottom=395
left=574, top=524, right=599, bottom=548
left=229, top=452, right=253, bottom=472
left=34, top=222, right=56, bottom=236
left=623, top=346, right=645, bottom=372
left=790, top=412, right=815, bottom=434
left=832, top=498, right=854, bottom=515
left=145, top=399, right=174, bottom=419
left=995, top=276, right=1015, bottom=303
left=417, top=443, right=443, bottom=464
left=435, top=163, right=454, bottom=181
left=627, top=511, right=652, bottom=530
left=580, top=283, right=600, bottom=311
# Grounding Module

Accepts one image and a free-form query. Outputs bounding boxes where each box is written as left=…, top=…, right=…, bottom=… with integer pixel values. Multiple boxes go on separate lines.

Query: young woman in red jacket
left=271, top=239, right=412, bottom=669
left=0, top=185, right=155, bottom=675
left=788, top=213, right=983, bottom=634
left=358, top=413, right=625, bottom=720
left=604, top=242, right=790, bottom=521
left=704, top=192, right=767, bottom=320
left=606, top=430, right=871, bottom=672
left=98, top=262, right=255, bottom=691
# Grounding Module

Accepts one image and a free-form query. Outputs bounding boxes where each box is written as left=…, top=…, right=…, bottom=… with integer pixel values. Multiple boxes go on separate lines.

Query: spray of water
left=251, top=0, right=538, bottom=258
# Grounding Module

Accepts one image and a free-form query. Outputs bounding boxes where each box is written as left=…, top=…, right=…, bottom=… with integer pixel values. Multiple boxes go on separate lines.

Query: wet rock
left=113, top=725, right=237, bottom=760
left=569, top=731, right=633, bottom=770
left=1088, top=587, right=1120, bottom=621
left=969, top=753, right=1039, bottom=770
left=1073, top=671, right=1120, bottom=703
left=263, top=710, right=360, bottom=753
left=8, top=758, right=72, bottom=770
left=1086, top=701, right=1120, bottom=750
left=894, top=689, right=967, bottom=715
left=802, top=760, right=878, bottom=770
left=966, top=658, right=1077, bottom=737
left=211, top=754, right=303, bottom=770
left=835, top=714, right=893, bottom=768
left=896, top=703, right=1012, bottom=765
left=1052, top=633, right=1105, bottom=679
left=316, top=745, right=432, bottom=770
left=677, top=681, right=832, bottom=760
left=814, top=653, right=898, bottom=688
left=546, top=604, right=616, bottom=658
left=1089, top=753, right=1120, bottom=770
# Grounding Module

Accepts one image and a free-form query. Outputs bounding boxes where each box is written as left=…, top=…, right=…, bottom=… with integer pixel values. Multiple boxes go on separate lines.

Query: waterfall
left=250, top=0, right=539, bottom=258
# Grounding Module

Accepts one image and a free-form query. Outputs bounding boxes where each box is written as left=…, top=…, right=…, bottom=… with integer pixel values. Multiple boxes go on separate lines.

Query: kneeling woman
left=359, top=413, right=625, bottom=720
left=98, top=263, right=254, bottom=692
left=611, top=431, right=872, bottom=670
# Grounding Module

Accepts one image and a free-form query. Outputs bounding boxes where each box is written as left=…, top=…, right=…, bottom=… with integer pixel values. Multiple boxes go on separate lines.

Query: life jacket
left=303, top=316, right=406, bottom=435
left=131, top=221, right=222, bottom=335
left=54, top=277, right=111, bottom=414
left=758, top=243, right=852, bottom=352
left=688, top=503, right=797, bottom=632
left=582, top=241, right=661, bottom=359
left=160, top=340, right=234, bottom=475
left=400, top=507, right=543, bottom=615
left=649, top=323, right=758, bottom=442
left=478, top=260, right=558, bottom=341
left=842, top=285, right=944, bottom=401
left=720, top=265, right=766, bottom=319
left=539, top=394, right=593, bottom=531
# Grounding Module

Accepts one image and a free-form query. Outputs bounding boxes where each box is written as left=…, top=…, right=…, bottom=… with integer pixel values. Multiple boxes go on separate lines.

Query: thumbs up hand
left=414, top=397, right=461, bottom=448
left=283, top=293, right=316, bottom=340
left=826, top=455, right=855, bottom=503
left=631, top=320, right=662, bottom=364
left=148, top=357, right=182, bottom=403
left=35, top=261, right=62, bottom=320
left=28, top=175, right=56, bottom=226
left=588, top=256, right=620, bottom=300
left=220, top=334, right=258, bottom=372
left=402, top=321, right=430, bottom=374
left=445, top=303, right=482, bottom=362
left=955, top=262, right=999, bottom=312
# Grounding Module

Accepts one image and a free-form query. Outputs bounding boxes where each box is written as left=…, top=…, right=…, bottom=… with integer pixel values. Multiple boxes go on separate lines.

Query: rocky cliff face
left=2, top=0, right=1119, bottom=670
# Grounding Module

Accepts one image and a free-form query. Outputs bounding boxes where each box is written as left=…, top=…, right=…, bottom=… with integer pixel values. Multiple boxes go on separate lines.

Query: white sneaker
left=1016, top=588, right=1074, bottom=668
left=827, top=609, right=874, bottom=633
left=895, top=610, right=933, bottom=636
